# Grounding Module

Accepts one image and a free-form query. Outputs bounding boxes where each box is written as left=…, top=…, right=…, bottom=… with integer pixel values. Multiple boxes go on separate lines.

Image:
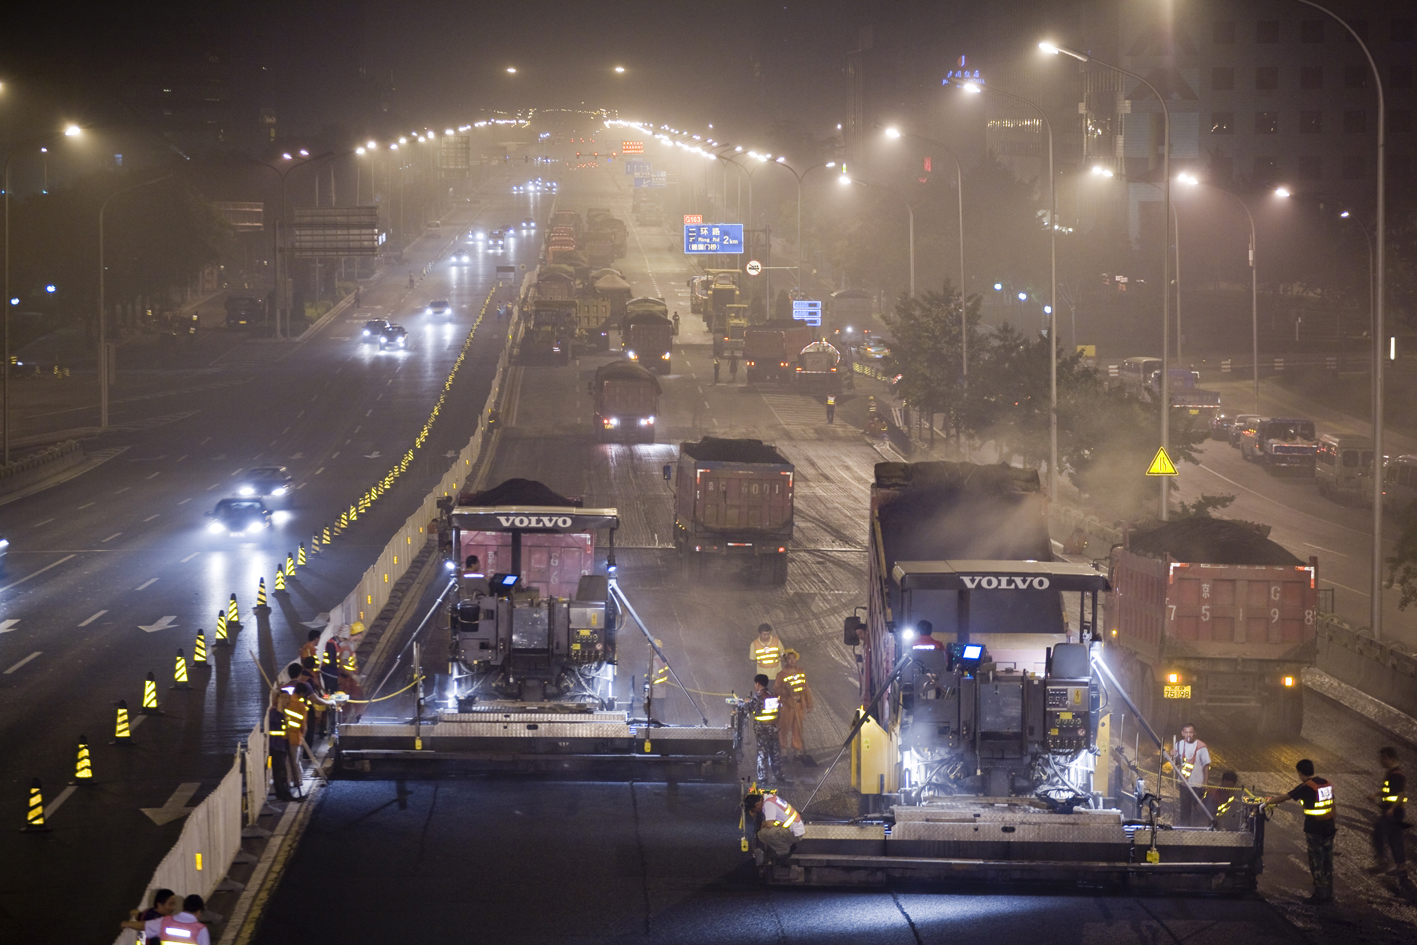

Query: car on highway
left=449, top=248, right=470, bottom=264
left=0, top=535, right=8, bottom=572
left=207, top=498, right=273, bottom=536
left=379, top=324, right=408, bottom=349
left=1229, top=414, right=1264, bottom=448
left=236, top=466, right=293, bottom=497
left=487, top=230, right=506, bottom=252
left=361, top=318, right=391, bottom=342
left=426, top=299, right=452, bottom=317
left=469, top=230, right=484, bottom=242
left=859, top=339, right=890, bottom=360
left=1209, top=412, right=1233, bottom=440
left=520, top=219, right=537, bottom=230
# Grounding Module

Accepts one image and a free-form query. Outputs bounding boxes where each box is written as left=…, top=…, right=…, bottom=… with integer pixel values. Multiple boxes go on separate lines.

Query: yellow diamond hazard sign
left=1146, top=447, right=1178, bottom=477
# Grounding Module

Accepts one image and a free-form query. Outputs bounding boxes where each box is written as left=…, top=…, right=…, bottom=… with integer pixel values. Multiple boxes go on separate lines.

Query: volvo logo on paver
left=960, top=575, right=1051, bottom=589
left=496, top=515, right=573, bottom=528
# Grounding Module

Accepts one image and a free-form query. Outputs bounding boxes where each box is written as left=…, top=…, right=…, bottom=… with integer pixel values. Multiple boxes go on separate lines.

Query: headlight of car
left=247, top=522, right=265, bottom=534
left=398, top=337, right=406, bottom=346
left=272, top=486, right=288, bottom=496
left=208, top=521, right=225, bottom=534
left=626, top=350, right=636, bottom=360
left=238, top=486, right=255, bottom=496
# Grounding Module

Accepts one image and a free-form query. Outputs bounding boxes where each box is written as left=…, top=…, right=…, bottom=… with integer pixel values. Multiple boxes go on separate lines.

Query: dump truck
left=829, top=287, right=873, bottom=336
left=584, top=230, right=615, bottom=268
left=576, top=297, right=614, bottom=352
left=764, top=461, right=1267, bottom=891
left=524, top=299, right=577, bottom=364
left=1241, top=418, right=1318, bottom=475
left=711, top=303, right=749, bottom=357
left=590, top=361, right=660, bottom=442
left=743, top=321, right=814, bottom=383
left=550, top=209, right=581, bottom=240
left=1106, top=516, right=1318, bottom=736
left=623, top=302, right=673, bottom=374
left=671, top=437, right=793, bottom=584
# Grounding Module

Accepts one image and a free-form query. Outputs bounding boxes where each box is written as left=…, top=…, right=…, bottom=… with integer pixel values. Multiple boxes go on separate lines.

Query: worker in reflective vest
left=1268, top=759, right=1337, bottom=903
left=749, top=623, right=784, bottom=679
left=744, top=790, right=806, bottom=860
left=774, top=649, right=815, bottom=764
left=745, top=674, right=784, bottom=785
left=268, top=691, right=297, bottom=802
left=149, top=894, right=211, bottom=945
left=1202, top=769, right=1241, bottom=830
left=1167, top=723, right=1210, bottom=827
left=1369, top=746, right=1408, bottom=880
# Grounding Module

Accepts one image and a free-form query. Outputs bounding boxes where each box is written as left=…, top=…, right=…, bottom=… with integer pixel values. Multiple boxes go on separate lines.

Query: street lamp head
left=1274, top=186, right=1292, bottom=198
left=356, top=147, right=365, bottom=155
left=734, top=145, right=742, bottom=152
left=614, top=66, right=625, bottom=73
left=838, top=173, right=851, bottom=185
left=775, top=156, right=786, bottom=163
left=299, top=149, right=309, bottom=156
left=1340, top=210, right=1351, bottom=218
left=366, top=140, right=378, bottom=149
left=961, top=81, right=983, bottom=94
left=281, top=152, right=292, bottom=160
left=64, top=124, right=82, bottom=137
left=1176, top=172, right=1199, bottom=186
left=445, top=128, right=454, bottom=135
left=825, top=162, right=836, bottom=168
left=506, top=67, right=517, bottom=74
left=884, top=127, right=902, bottom=138
left=1090, top=166, right=1114, bottom=177
left=1017, top=292, right=1028, bottom=302
left=1040, top=41, right=1088, bottom=62
left=398, top=136, right=407, bottom=144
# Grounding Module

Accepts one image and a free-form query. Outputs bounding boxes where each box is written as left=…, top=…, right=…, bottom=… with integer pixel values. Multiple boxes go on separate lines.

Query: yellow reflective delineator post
left=113, top=701, right=132, bottom=745
left=193, top=630, right=208, bottom=665
left=23, top=778, right=48, bottom=831
left=323, top=524, right=332, bottom=544
left=214, top=611, right=229, bottom=644
left=274, top=569, right=286, bottom=592
left=172, top=649, right=190, bottom=690
left=256, top=578, right=268, bottom=607
left=141, top=672, right=160, bottom=714
left=285, top=553, right=296, bottom=576
left=228, top=594, right=241, bottom=628
left=73, top=736, right=93, bottom=783
left=1145, top=446, right=1178, bottom=477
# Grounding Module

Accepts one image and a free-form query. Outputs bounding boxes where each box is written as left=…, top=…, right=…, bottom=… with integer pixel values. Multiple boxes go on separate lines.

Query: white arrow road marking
left=138, top=616, right=178, bottom=633
left=45, top=785, right=76, bottom=819
left=141, top=782, right=201, bottom=825
left=78, top=611, right=107, bottom=627
left=4, top=651, right=40, bottom=674
left=0, top=619, right=19, bottom=634
left=364, top=451, right=381, bottom=459
left=0, top=554, right=76, bottom=592
left=444, top=450, right=457, bottom=458
left=290, top=452, right=304, bottom=459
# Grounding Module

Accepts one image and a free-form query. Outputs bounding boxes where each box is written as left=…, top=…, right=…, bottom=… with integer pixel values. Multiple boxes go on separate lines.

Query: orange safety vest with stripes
left=158, top=915, right=207, bottom=944
left=1302, top=777, right=1336, bottom=819
left=762, top=792, right=804, bottom=836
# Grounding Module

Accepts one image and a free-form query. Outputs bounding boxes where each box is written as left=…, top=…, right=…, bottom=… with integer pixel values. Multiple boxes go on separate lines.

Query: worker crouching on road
left=744, top=790, right=805, bottom=861
left=746, top=674, right=785, bottom=784
left=750, top=623, right=784, bottom=679
left=775, top=649, right=816, bottom=766
left=1267, top=758, right=1338, bottom=904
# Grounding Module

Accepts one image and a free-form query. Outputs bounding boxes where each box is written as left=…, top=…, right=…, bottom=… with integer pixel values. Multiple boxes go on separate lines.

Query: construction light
left=1283, top=676, right=1295, bottom=687
left=1167, top=672, right=1179, bottom=684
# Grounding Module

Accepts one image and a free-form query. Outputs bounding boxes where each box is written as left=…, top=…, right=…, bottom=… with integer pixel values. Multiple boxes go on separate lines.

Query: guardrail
left=0, top=439, right=84, bottom=496
left=112, top=290, right=518, bottom=943
left=1315, top=613, right=1417, bottom=719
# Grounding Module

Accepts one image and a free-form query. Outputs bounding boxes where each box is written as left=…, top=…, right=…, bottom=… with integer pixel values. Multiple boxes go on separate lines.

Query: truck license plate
left=1163, top=685, right=1192, bottom=699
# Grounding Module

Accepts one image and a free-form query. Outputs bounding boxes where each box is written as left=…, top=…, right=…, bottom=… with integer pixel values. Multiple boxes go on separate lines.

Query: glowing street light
left=1090, top=166, right=1114, bottom=178
left=1274, top=187, right=1291, bottom=198
left=613, top=66, right=626, bottom=74
left=506, top=67, right=517, bottom=74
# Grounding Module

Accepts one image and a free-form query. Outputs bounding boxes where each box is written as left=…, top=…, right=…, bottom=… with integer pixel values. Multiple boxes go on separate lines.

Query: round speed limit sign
left=745, top=260, right=763, bottom=276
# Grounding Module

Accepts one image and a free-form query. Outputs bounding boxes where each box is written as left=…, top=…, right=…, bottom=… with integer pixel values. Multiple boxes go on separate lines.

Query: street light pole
left=1288, top=0, right=1386, bottom=638
left=842, top=175, right=914, bottom=296
left=958, top=86, right=1056, bottom=499
left=1188, top=181, right=1259, bottom=413
left=1045, top=42, right=1171, bottom=519
left=99, top=175, right=173, bottom=429
left=3, top=125, right=82, bottom=465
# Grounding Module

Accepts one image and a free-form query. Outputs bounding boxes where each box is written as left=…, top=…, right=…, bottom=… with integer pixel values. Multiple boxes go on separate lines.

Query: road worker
left=285, top=682, right=313, bottom=794
left=299, top=628, right=322, bottom=665
left=148, top=894, right=211, bottom=945
left=1369, top=746, right=1409, bottom=881
left=744, top=790, right=805, bottom=860
left=825, top=395, right=835, bottom=423
left=749, top=623, right=784, bottom=679
left=1167, top=723, right=1210, bottom=827
left=268, top=690, right=298, bottom=802
left=744, top=674, right=785, bottom=784
left=911, top=620, right=945, bottom=651
left=1202, top=769, right=1241, bottom=830
left=1267, top=758, right=1337, bottom=904
left=774, top=649, right=815, bottom=765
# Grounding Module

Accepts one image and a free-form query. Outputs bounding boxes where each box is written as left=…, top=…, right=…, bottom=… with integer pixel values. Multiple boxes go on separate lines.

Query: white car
left=859, top=340, right=890, bottom=360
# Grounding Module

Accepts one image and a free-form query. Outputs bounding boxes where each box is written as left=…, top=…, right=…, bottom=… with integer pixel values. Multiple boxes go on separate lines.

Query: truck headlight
left=626, top=350, right=636, bottom=359
left=661, top=352, right=670, bottom=360
left=605, top=417, right=619, bottom=428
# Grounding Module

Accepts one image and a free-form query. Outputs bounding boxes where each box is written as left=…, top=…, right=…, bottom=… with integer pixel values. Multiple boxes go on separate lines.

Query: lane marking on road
left=297, top=482, right=307, bottom=490
left=3, top=651, right=41, bottom=674
left=1304, top=542, right=1346, bottom=557
left=269, top=439, right=278, bottom=446
left=0, top=555, right=77, bottom=592
left=114, top=487, right=130, bottom=494
left=176, top=455, right=187, bottom=463
left=43, top=785, right=76, bottom=819
left=78, top=502, right=95, bottom=509
left=282, top=426, right=291, bottom=435
left=146, top=472, right=161, bottom=480
left=314, top=467, right=325, bottom=475
left=101, top=533, right=121, bottom=543
left=1325, top=579, right=1370, bottom=597
left=200, top=437, right=212, bottom=445
left=138, top=616, right=178, bottom=633
left=1196, top=463, right=1390, bottom=543
left=178, top=498, right=191, bottom=505
left=32, top=518, right=54, bottom=528
left=206, top=483, right=219, bottom=490
left=0, top=619, right=19, bottom=634
left=231, top=468, right=243, bottom=476
left=181, top=552, right=200, bottom=562
left=353, top=425, right=361, bottom=433
left=136, top=578, right=158, bottom=590
left=330, top=452, right=340, bottom=459
left=365, top=408, right=373, bottom=416
left=144, top=514, right=161, bottom=522
left=297, top=410, right=305, bottom=418
left=78, top=610, right=108, bottom=627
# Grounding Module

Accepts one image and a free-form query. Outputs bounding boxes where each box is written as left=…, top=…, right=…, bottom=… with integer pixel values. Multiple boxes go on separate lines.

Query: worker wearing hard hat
left=774, top=649, right=815, bottom=765
left=749, top=623, right=784, bottom=678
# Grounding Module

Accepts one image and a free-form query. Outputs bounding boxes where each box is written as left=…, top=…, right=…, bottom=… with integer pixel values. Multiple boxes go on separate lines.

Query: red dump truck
left=589, top=361, right=660, bottom=443
left=743, top=321, right=813, bottom=383
left=1106, top=517, right=1318, bottom=736
left=671, top=437, right=793, bottom=584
